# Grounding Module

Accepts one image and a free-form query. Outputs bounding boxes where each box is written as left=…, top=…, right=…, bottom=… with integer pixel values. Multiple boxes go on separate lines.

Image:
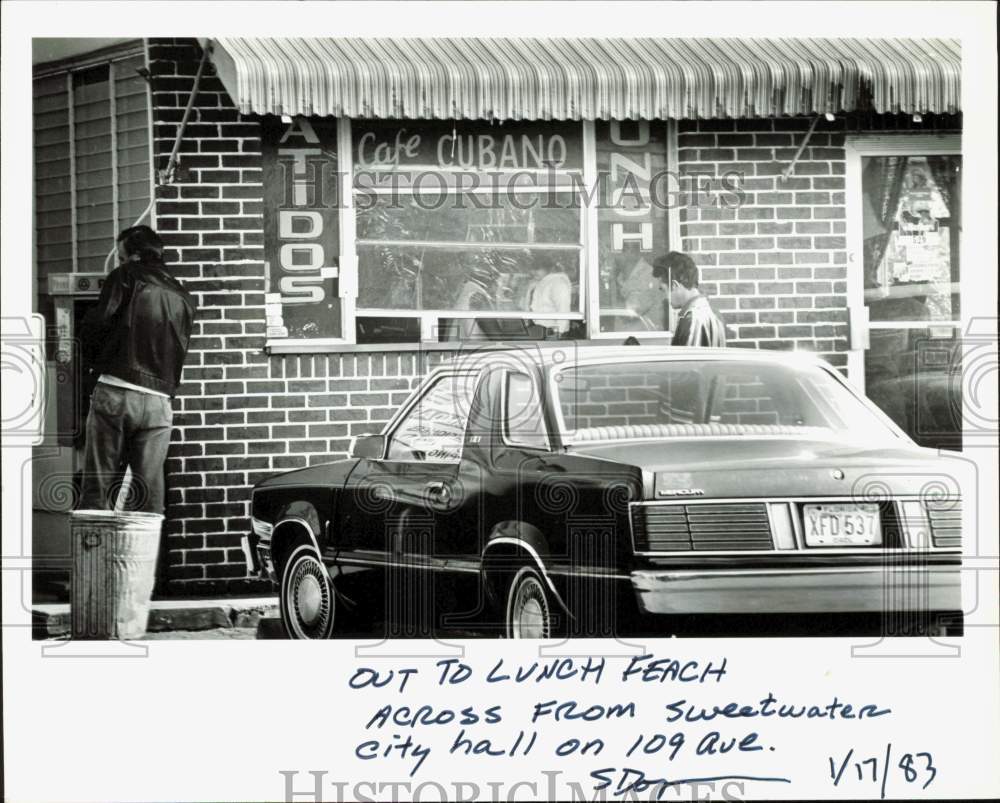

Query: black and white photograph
left=3, top=2, right=998, bottom=801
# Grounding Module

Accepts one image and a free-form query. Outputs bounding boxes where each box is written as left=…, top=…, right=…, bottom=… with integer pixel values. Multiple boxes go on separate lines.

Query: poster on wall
left=261, top=116, right=342, bottom=339
left=892, top=159, right=951, bottom=285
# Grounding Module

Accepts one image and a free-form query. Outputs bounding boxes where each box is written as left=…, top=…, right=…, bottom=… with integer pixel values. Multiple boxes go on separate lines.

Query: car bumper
left=252, top=540, right=276, bottom=583
left=631, top=563, right=961, bottom=615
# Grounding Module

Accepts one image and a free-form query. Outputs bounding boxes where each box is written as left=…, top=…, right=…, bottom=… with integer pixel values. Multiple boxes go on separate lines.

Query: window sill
left=265, top=335, right=675, bottom=355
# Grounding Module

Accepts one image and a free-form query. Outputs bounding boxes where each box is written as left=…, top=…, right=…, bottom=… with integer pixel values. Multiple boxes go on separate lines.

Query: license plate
left=803, top=503, right=882, bottom=546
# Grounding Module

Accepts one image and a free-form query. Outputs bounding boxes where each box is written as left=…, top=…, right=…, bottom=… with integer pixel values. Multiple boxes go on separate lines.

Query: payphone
left=32, top=272, right=107, bottom=600
left=47, top=272, right=111, bottom=445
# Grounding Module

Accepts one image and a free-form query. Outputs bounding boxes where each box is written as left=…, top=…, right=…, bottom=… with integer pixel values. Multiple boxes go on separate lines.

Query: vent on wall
left=33, top=49, right=152, bottom=278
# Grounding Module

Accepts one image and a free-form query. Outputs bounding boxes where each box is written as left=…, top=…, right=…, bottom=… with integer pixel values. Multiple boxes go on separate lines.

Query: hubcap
left=512, top=578, right=549, bottom=639
left=296, top=574, right=323, bottom=625
left=285, top=554, right=333, bottom=638
left=517, top=598, right=545, bottom=639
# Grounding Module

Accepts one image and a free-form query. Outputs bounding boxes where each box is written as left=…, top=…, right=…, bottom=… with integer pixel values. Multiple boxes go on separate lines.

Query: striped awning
left=209, top=37, right=961, bottom=121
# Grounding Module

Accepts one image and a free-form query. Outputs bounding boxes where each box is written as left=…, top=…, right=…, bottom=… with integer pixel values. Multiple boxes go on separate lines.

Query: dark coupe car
left=249, top=346, right=963, bottom=638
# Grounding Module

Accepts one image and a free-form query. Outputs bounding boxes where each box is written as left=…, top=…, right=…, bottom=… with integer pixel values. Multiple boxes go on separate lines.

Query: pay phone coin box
left=47, top=273, right=107, bottom=296
left=46, top=273, right=108, bottom=446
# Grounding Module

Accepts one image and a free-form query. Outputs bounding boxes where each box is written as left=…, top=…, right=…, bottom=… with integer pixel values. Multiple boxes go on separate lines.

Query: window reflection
left=356, top=245, right=580, bottom=314
left=355, top=190, right=582, bottom=338
left=356, top=195, right=580, bottom=244
left=864, top=328, right=962, bottom=450
left=861, top=154, right=962, bottom=450
left=862, top=155, right=961, bottom=322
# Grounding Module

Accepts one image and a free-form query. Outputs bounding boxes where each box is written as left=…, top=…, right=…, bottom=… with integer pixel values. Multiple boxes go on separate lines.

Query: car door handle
left=425, top=481, right=452, bottom=505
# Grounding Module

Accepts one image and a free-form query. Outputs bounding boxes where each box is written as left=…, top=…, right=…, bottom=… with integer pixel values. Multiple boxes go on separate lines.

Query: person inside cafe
left=522, top=253, right=572, bottom=337
left=615, top=246, right=666, bottom=330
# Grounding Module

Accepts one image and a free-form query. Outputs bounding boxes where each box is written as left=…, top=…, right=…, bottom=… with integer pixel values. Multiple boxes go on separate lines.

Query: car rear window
left=554, top=359, right=900, bottom=443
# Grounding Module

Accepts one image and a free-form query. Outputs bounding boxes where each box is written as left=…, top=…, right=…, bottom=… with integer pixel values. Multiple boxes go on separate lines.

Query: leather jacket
left=80, top=257, right=197, bottom=397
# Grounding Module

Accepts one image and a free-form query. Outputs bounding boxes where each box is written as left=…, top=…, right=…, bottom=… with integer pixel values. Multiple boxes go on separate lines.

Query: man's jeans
left=79, top=383, right=173, bottom=514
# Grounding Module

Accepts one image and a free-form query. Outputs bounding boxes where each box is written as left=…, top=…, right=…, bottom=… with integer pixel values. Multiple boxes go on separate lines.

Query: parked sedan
left=249, top=345, right=964, bottom=639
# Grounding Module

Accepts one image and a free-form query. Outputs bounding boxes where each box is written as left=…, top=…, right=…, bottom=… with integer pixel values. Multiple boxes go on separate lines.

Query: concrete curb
left=33, top=597, right=279, bottom=638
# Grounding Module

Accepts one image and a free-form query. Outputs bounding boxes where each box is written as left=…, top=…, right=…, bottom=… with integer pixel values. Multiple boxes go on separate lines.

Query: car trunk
left=566, top=437, right=947, bottom=499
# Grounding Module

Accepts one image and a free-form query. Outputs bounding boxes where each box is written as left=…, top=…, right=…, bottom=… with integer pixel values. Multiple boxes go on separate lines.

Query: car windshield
left=552, top=358, right=902, bottom=444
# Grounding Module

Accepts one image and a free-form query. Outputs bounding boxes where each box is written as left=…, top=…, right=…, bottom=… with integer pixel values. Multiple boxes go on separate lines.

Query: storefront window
left=861, top=154, right=962, bottom=449
left=352, top=120, right=584, bottom=342
left=261, top=117, right=681, bottom=348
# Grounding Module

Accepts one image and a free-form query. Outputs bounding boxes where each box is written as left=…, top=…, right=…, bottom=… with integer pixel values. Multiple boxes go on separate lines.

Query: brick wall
left=676, top=119, right=850, bottom=367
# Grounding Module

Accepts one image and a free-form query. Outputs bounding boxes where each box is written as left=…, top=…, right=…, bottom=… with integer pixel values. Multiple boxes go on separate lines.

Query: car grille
left=631, top=502, right=773, bottom=552
left=925, top=498, right=961, bottom=549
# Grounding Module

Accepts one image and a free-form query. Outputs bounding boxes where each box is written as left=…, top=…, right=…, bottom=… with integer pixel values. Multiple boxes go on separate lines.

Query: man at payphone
left=77, top=225, right=197, bottom=514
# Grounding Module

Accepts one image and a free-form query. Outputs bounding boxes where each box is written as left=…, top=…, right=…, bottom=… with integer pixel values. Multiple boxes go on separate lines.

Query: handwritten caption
left=342, top=654, right=936, bottom=798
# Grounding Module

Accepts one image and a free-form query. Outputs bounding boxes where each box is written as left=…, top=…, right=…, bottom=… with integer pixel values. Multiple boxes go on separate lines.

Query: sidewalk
left=33, top=597, right=279, bottom=639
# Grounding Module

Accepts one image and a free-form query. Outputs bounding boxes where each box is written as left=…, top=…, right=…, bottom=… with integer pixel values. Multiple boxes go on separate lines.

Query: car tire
left=505, top=566, right=554, bottom=639
left=280, top=543, right=337, bottom=639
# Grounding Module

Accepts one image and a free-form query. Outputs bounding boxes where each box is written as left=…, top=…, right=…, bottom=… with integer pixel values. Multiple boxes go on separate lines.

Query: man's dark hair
left=117, top=225, right=164, bottom=262
left=533, top=253, right=556, bottom=274
left=652, top=251, right=699, bottom=289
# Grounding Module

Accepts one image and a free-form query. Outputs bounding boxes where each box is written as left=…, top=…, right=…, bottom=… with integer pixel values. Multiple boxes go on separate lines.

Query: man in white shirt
left=523, top=255, right=573, bottom=335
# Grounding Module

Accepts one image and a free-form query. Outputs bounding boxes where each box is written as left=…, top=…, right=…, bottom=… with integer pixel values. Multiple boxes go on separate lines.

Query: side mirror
left=350, top=434, right=386, bottom=460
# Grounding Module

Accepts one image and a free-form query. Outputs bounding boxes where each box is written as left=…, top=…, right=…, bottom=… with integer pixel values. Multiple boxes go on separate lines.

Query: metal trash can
left=71, top=510, right=163, bottom=640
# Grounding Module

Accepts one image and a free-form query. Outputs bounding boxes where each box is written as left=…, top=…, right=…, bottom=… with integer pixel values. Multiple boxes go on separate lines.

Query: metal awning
left=208, top=37, right=961, bottom=121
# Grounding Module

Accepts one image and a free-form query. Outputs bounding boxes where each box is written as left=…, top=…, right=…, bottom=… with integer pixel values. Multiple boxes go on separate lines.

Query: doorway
left=846, top=136, right=962, bottom=450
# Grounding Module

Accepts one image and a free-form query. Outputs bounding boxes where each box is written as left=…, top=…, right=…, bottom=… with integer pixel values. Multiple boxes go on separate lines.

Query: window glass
left=387, top=374, right=475, bottom=462
left=862, top=155, right=960, bottom=323
left=555, top=360, right=900, bottom=443
left=505, top=372, right=548, bottom=449
left=595, top=121, right=672, bottom=335
left=355, top=316, right=421, bottom=344
left=352, top=121, right=584, bottom=335
left=861, top=154, right=961, bottom=450
left=356, top=244, right=580, bottom=314
left=864, top=327, right=962, bottom=451
left=357, top=195, right=580, bottom=244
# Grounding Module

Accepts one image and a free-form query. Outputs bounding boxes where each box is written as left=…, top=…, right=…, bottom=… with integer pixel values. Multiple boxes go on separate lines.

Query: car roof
left=437, top=343, right=830, bottom=371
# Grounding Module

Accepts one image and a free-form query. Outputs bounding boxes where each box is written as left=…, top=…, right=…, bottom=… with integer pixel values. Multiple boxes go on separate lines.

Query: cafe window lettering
left=595, top=121, right=672, bottom=335
left=262, top=117, right=676, bottom=346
